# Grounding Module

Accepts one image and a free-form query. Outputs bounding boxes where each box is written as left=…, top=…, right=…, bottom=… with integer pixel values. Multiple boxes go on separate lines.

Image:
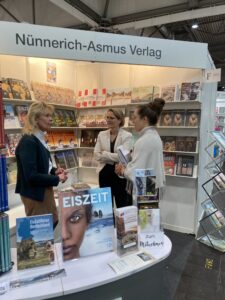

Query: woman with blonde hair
left=94, top=108, right=133, bottom=208
left=15, top=101, right=68, bottom=229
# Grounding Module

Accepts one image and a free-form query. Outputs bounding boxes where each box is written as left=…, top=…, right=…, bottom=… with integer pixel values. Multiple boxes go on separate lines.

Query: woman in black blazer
left=15, top=101, right=68, bottom=229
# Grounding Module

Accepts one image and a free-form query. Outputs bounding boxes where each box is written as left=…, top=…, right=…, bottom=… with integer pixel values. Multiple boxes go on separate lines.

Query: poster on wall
left=46, top=61, right=57, bottom=83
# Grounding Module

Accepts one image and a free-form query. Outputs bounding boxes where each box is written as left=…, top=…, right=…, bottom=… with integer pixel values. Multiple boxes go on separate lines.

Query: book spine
left=0, top=215, right=6, bottom=272
left=5, top=214, right=11, bottom=271
left=2, top=214, right=9, bottom=272
left=1, top=155, right=8, bottom=211
left=0, top=155, right=4, bottom=212
left=0, top=82, right=5, bottom=149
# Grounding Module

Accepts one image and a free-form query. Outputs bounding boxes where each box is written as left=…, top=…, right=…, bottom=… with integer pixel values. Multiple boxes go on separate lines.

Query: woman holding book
left=94, top=108, right=133, bottom=208
left=115, top=98, right=166, bottom=201
left=15, top=101, right=68, bottom=229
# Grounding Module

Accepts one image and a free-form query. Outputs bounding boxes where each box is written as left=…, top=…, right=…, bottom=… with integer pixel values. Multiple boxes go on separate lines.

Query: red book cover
left=0, top=81, right=5, bottom=148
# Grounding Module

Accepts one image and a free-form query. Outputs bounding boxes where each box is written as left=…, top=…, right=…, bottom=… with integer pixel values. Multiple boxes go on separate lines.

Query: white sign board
left=0, top=21, right=208, bottom=69
left=139, top=232, right=164, bottom=251
left=204, top=69, right=221, bottom=82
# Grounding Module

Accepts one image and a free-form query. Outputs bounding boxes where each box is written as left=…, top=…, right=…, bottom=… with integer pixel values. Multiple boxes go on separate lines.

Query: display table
left=0, top=235, right=171, bottom=300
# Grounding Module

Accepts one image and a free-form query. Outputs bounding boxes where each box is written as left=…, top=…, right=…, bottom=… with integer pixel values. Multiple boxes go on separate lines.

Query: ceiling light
left=192, top=23, right=199, bottom=29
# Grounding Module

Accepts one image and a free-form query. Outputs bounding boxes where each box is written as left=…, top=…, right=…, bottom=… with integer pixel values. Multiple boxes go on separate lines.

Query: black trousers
left=99, top=164, right=132, bottom=208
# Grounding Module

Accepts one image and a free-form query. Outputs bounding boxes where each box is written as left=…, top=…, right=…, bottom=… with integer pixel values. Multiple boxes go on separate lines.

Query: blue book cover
left=16, top=214, right=55, bottom=270
left=58, top=187, right=114, bottom=261
left=1, top=156, right=9, bottom=211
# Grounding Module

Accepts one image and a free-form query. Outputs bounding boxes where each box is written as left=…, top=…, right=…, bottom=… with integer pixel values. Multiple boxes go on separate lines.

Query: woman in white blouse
left=115, top=98, right=166, bottom=198
left=94, top=108, right=133, bottom=208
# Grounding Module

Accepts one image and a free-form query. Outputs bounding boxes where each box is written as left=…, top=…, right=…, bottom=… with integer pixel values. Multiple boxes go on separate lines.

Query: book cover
left=4, top=104, right=20, bottom=129
left=64, top=149, right=78, bottom=169
left=115, top=206, right=138, bottom=256
left=64, top=132, right=78, bottom=148
left=135, top=169, right=157, bottom=197
left=185, top=137, right=197, bottom=152
left=159, top=111, right=173, bottom=127
left=131, top=86, right=154, bottom=103
left=1, top=78, right=13, bottom=99
left=15, top=105, right=29, bottom=127
left=176, top=155, right=194, bottom=177
left=5, top=133, right=22, bottom=156
left=58, top=187, right=114, bottom=260
left=16, top=214, right=54, bottom=270
left=54, top=151, right=67, bottom=169
left=52, top=109, right=66, bottom=127
left=111, top=88, right=131, bottom=105
left=139, top=208, right=160, bottom=233
left=160, top=85, right=177, bottom=102
left=175, top=137, right=186, bottom=152
left=0, top=82, right=5, bottom=149
left=163, top=153, right=176, bottom=175
left=172, top=110, right=185, bottom=126
left=180, top=82, right=201, bottom=101
left=185, top=110, right=201, bottom=127
left=163, top=136, right=176, bottom=151
left=80, top=130, right=96, bottom=147
left=8, top=78, right=31, bottom=100
left=63, top=110, right=77, bottom=127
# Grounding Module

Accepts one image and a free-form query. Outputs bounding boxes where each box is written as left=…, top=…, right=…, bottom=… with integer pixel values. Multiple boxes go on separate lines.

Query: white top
left=124, top=126, right=165, bottom=189
left=34, top=130, right=53, bottom=173
left=94, top=128, right=132, bottom=174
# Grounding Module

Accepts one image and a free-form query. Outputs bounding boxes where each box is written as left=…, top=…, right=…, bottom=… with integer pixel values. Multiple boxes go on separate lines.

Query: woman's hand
left=55, top=168, right=68, bottom=176
left=58, top=172, right=68, bottom=183
left=115, top=163, right=125, bottom=176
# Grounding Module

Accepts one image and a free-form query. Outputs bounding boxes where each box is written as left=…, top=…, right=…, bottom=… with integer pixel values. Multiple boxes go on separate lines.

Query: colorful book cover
left=63, top=110, right=77, bottom=127
left=163, top=136, right=176, bottom=151
left=180, top=82, right=200, bottom=101
left=185, top=110, right=201, bottom=127
left=80, top=130, right=96, bottom=147
left=4, top=104, right=20, bottom=129
left=0, top=82, right=5, bottom=149
left=139, top=208, right=160, bottom=233
left=131, top=86, right=154, bottom=103
left=159, top=111, right=173, bottom=127
left=160, top=85, right=177, bottom=102
left=16, top=214, right=54, bottom=270
left=172, top=110, right=185, bottom=126
left=163, top=153, right=176, bottom=175
left=1, top=78, right=13, bottom=99
left=176, top=155, right=194, bottom=177
left=64, top=149, right=78, bottom=169
left=15, top=105, right=29, bottom=127
left=8, top=78, right=31, bottom=100
left=58, top=187, right=114, bottom=261
left=135, top=169, right=157, bottom=197
left=54, top=151, right=67, bottom=169
left=111, top=88, right=131, bottom=105
left=115, top=206, right=138, bottom=256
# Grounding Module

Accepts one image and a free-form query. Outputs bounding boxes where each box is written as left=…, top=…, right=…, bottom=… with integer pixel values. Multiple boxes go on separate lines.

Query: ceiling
left=1, top=0, right=225, bottom=87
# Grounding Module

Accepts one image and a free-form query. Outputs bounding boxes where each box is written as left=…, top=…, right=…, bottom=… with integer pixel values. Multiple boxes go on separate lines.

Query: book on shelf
left=5, top=133, right=22, bottom=156
left=1, top=78, right=13, bottom=99
left=172, top=110, right=186, bottom=126
left=131, top=86, right=154, bottom=103
left=64, top=149, right=78, bottom=169
left=139, top=208, right=160, bottom=233
left=79, top=149, right=98, bottom=167
left=58, top=187, right=114, bottom=261
left=8, top=78, right=32, bottom=100
left=162, top=136, right=176, bottom=151
left=4, top=104, right=20, bottom=129
left=163, top=153, right=176, bottom=175
left=160, top=84, right=177, bottom=102
left=185, top=110, right=201, bottom=127
left=63, top=132, right=78, bottom=148
left=174, top=137, right=186, bottom=152
left=111, top=88, right=131, bottom=105
left=185, top=137, right=197, bottom=152
left=176, top=155, right=194, bottom=177
left=0, top=213, right=11, bottom=273
left=54, top=151, right=67, bottom=169
left=159, top=111, right=173, bottom=126
left=0, top=155, right=9, bottom=211
left=16, top=214, right=55, bottom=270
left=180, top=82, right=201, bottom=101
left=0, top=82, right=5, bottom=148
left=63, top=110, right=77, bottom=127
left=52, top=109, right=66, bottom=127
left=115, top=205, right=138, bottom=256
left=80, top=129, right=99, bottom=147
left=15, top=105, right=29, bottom=127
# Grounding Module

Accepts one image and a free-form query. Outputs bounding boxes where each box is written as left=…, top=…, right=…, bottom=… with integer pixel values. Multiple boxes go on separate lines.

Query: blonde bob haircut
left=107, top=108, right=125, bottom=127
left=23, top=101, right=54, bottom=135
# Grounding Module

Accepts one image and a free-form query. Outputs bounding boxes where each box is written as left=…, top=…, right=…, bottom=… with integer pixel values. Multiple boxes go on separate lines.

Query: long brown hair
left=136, top=98, right=165, bottom=126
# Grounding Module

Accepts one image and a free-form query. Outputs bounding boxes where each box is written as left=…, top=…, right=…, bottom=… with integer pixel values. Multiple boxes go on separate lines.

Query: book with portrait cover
left=160, top=85, right=177, bottom=102
left=162, top=136, right=176, bottom=151
left=58, top=187, right=114, bottom=261
left=159, top=111, right=173, bottom=127
left=180, top=82, right=201, bottom=101
left=172, top=110, right=185, bottom=126
left=16, top=214, right=55, bottom=270
left=4, top=104, right=20, bottom=129
left=15, top=105, right=29, bottom=127
left=185, top=110, right=201, bottom=127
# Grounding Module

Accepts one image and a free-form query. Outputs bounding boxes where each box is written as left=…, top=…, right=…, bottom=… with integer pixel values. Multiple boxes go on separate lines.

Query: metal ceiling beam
left=112, top=3, right=225, bottom=30
left=49, top=0, right=99, bottom=27
left=32, top=0, right=36, bottom=24
left=183, top=25, right=198, bottom=42
left=0, top=3, right=21, bottom=22
left=103, top=0, right=110, bottom=18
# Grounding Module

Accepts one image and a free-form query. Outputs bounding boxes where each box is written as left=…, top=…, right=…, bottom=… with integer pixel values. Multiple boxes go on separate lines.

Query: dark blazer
left=15, top=134, right=59, bottom=201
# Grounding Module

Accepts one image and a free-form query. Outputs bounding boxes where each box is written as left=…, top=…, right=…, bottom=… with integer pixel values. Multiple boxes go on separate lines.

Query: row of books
left=159, top=110, right=201, bottom=127
left=0, top=213, right=11, bottom=273
left=45, top=131, right=77, bottom=150
left=52, top=149, right=78, bottom=170
left=31, top=81, right=75, bottom=105
left=76, top=82, right=201, bottom=108
left=80, top=129, right=101, bottom=147
left=52, top=109, right=77, bottom=127
left=0, top=155, right=9, bottom=212
left=164, top=154, right=195, bottom=177
left=2, top=78, right=32, bottom=100
left=161, top=136, right=197, bottom=152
